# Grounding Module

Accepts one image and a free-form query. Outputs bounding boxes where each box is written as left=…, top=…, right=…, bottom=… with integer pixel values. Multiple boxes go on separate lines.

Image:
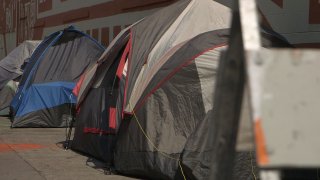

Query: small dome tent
left=10, top=26, right=105, bottom=127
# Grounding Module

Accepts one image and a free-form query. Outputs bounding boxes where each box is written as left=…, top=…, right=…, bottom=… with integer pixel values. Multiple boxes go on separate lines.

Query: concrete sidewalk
left=0, top=116, right=135, bottom=180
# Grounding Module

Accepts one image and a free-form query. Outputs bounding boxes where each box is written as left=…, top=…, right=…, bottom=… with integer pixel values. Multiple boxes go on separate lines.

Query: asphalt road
left=0, top=116, right=136, bottom=180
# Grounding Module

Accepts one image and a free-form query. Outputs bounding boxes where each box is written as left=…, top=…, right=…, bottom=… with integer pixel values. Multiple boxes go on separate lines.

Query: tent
left=72, top=26, right=131, bottom=163
left=71, top=0, right=292, bottom=179
left=10, top=26, right=105, bottom=127
left=115, top=29, right=230, bottom=179
left=0, top=81, right=17, bottom=116
left=0, top=40, right=40, bottom=116
left=114, top=29, right=292, bottom=179
left=71, top=0, right=231, bottom=164
left=0, top=40, right=41, bottom=90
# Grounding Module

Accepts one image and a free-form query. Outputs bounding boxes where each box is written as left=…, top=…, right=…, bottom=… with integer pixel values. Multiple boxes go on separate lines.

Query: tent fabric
left=10, top=27, right=105, bottom=127
left=0, top=40, right=41, bottom=74
left=0, top=41, right=40, bottom=116
left=74, top=26, right=131, bottom=105
left=72, top=28, right=130, bottom=163
left=114, top=30, right=229, bottom=180
left=114, top=28, right=292, bottom=179
left=14, top=82, right=77, bottom=118
left=0, top=80, right=17, bottom=116
left=125, top=0, right=231, bottom=112
left=71, top=0, right=230, bottom=164
left=0, top=67, right=18, bottom=90
left=72, top=0, right=230, bottom=176
left=0, top=41, right=41, bottom=89
left=71, top=0, right=292, bottom=179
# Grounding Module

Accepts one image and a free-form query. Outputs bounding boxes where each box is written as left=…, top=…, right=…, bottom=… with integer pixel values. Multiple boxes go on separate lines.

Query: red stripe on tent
left=109, top=107, right=117, bottom=129
left=116, top=38, right=131, bottom=78
left=76, top=107, right=81, bottom=114
left=73, top=74, right=86, bottom=96
left=123, top=31, right=133, bottom=115
left=134, top=43, right=227, bottom=112
left=83, top=127, right=115, bottom=135
left=111, top=36, right=131, bottom=123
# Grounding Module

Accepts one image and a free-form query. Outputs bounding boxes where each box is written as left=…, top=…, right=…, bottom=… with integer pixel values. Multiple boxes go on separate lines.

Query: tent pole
left=65, top=104, right=76, bottom=150
left=209, top=0, right=246, bottom=179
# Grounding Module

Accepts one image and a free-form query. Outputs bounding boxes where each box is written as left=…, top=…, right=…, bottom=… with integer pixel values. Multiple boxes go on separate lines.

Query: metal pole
left=209, top=1, right=246, bottom=178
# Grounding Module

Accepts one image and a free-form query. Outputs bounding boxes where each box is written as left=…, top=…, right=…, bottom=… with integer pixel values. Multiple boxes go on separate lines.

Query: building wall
left=259, top=0, right=320, bottom=47
left=1, top=0, right=320, bottom=58
left=217, top=0, right=320, bottom=47
left=0, top=0, right=177, bottom=58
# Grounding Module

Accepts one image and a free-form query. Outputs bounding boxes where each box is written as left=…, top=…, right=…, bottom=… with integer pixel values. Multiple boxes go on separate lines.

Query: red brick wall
left=271, top=0, right=283, bottom=8
left=0, top=0, right=18, bottom=33
left=309, top=0, right=320, bottom=24
left=101, top=27, right=109, bottom=47
left=1, top=0, right=178, bottom=45
left=38, top=0, right=52, bottom=13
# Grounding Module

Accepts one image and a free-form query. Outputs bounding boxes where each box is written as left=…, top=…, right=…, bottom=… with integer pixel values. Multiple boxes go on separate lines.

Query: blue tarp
left=15, top=81, right=76, bottom=117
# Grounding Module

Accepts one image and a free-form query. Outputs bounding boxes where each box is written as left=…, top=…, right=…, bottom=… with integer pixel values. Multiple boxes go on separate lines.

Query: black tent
left=72, top=26, right=131, bottom=163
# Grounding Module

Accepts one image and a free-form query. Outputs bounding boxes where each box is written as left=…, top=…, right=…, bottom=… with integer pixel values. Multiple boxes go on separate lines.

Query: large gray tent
left=72, top=0, right=231, bottom=177
left=71, top=0, right=292, bottom=179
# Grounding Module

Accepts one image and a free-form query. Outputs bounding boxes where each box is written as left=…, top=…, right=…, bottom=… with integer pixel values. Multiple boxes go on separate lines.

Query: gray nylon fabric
left=115, top=30, right=228, bottom=179
left=0, top=80, right=17, bottom=115
left=0, top=41, right=41, bottom=74
left=11, top=104, right=73, bottom=127
left=76, top=28, right=130, bottom=104
left=115, top=61, right=207, bottom=179
left=72, top=29, right=129, bottom=162
left=125, top=0, right=191, bottom=109
left=71, top=0, right=292, bottom=178
left=72, top=87, right=116, bottom=162
left=126, top=0, right=231, bottom=111
left=18, top=34, right=58, bottom=88
left=33, top=36, right=102, bottom=83
left=114, top=28, right=292, bottom=179
left=11, top=30, right=105, bottom=128
left=0, top=67, right=19, bottom=90
left=0, top=41, right=40, bottom=89
left=195, top=46, right=227, bottom=113
left=134, top=30, right=229, bottom=111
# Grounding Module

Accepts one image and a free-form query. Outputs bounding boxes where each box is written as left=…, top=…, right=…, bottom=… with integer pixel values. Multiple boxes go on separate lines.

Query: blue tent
left=10, top=26, right=105, bottom=127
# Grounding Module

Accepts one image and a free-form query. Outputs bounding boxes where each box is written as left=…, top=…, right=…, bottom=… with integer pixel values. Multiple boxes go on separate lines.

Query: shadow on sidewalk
left=56, top=140, right=116, bottom=175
